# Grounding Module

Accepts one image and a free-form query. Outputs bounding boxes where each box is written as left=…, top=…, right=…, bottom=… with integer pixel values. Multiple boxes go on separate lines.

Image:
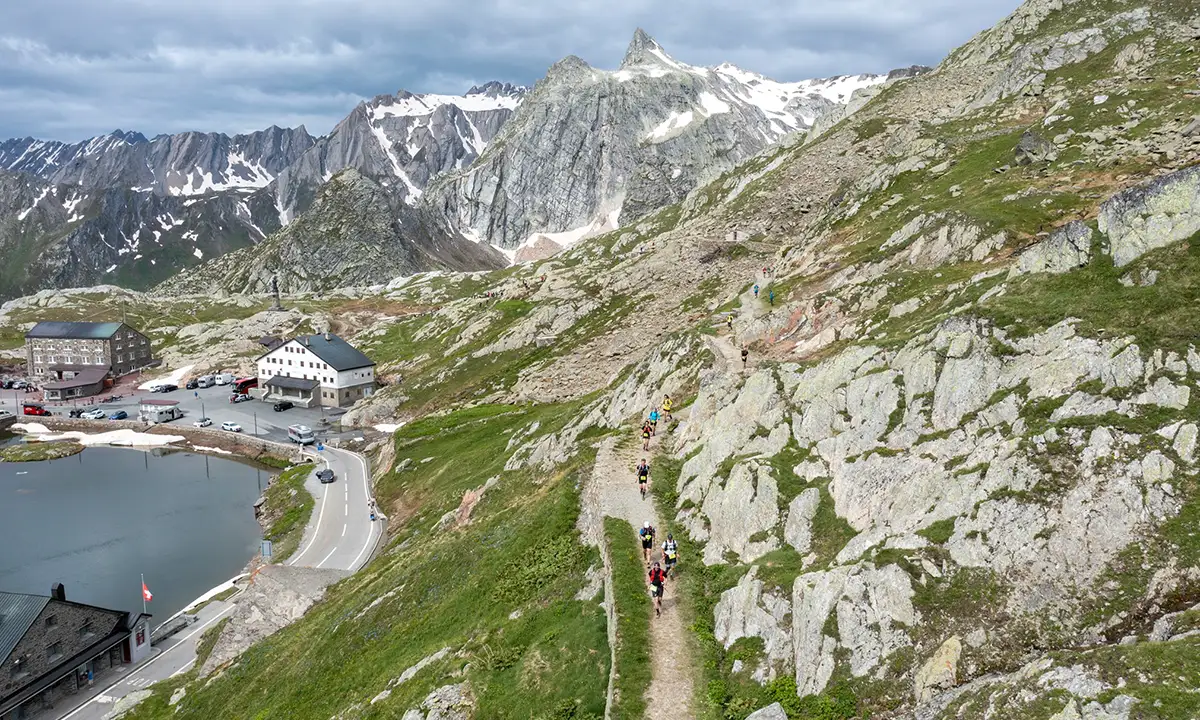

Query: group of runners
left=641, top=394, right=672, bottom=450
left=639, top=520, right=678, bottom=617
left=635, top=394, right=680, bottom=617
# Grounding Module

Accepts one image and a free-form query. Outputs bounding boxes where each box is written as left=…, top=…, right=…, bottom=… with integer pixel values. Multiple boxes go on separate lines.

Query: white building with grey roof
left=254, top=332, right=376, bottom=409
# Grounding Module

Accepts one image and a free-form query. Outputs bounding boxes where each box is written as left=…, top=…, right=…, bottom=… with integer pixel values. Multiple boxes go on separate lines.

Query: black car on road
left=273, top=401, right=294, bottom=412
left=317, top=468, right=335, bottom=483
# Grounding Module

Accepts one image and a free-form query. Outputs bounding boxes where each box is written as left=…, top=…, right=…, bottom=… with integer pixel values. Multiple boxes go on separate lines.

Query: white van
left=197, top=375, right=216, bottom=388
left=214, top=373, right=235, bottom=386
left=287, top=424, right=315, bottom=445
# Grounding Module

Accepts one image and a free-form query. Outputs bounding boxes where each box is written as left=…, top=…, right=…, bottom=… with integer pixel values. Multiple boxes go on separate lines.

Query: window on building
left=287, top=359, right=292, bottom=366
left=11, top=655, right=29, bottom=680
left=79, top=621, right=94, bottom=639
left=136, top=626, right=146, bottom=646
left=45, top=615, right=58, bottom=628
left=47, top=641, right=63, bottom=660
left=34, top=355, right=41, bottom=363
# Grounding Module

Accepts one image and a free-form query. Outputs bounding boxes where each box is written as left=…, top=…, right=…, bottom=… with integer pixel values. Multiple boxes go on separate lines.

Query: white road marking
left=61, top=605, right=235, bottom=719
left=317, top=546, right=338, bottom=567
left=347, top=450, right=378, bottom=571
left=342, top=523, right=347, bottom=537
left=289, top=466, right=329, bottom=567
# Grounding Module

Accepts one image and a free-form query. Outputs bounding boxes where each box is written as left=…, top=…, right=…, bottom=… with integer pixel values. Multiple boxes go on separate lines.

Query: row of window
left=8, top=617, right=95, bottom=680
left=264, top=356, right=329, bottom=370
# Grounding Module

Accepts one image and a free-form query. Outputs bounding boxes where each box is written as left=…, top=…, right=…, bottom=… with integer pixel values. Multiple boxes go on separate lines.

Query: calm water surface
left=0, top=445, right=266, bottom=625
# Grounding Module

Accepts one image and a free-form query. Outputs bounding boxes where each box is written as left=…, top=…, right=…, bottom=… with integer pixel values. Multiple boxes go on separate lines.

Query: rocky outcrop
left=157, top=169, right=506, bottom=294
left=1099, top=164, right=1200, bottom=267
left=1011, top=221, right=1094, bottom=276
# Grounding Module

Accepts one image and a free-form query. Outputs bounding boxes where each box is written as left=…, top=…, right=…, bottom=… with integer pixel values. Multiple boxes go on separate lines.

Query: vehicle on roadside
left=221, top=421, right=242, bottom=432
left=230, top=393, right=252, bottom=403
left=185, top=379, right=199, bottom=390
left=234, top=377, right=258, bottom=394
left=159, top=383, right=178, bottom=393
left=13, top=381, right=28, bottom=390
left=1, top=380, right=12, bottom=389
left=287, top=424, right=315, bottom=445
left=82, top=408, right=108, bottom=420
left=108, top=410, right=128, bottom=420
left=141, top=406, right=183, bottom=423
left=194, top=417, right=212, bottom=427
left=273, top=401, right=294, bottom=412
left=215, top=373, right=235, bottom=386
left=197, top=375, right=216, bottom=388
left=22, top=403, right=50, bottom=417
left=68, top=409, right=84, bottom=418
left=317, top=468, right=335, bottom=484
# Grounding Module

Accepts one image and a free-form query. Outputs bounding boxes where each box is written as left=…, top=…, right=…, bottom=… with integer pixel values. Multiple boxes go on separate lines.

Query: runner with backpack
left=642, top=421, right=652, bottom=451
left=637, top=458, right=651, bottom=500
left=662, top=534, right=679, bottom=578
left=649, top=561, right=666, bottom=617
left=639, top=521, right=656, bottom=565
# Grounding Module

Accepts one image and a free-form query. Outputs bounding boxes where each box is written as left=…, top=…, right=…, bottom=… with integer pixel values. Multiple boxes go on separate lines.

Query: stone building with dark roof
left=0, top=584, right=151, bottom=720
left=24, top=322, right=157, bottom=399
left=255, top=332, right=376, bottom=408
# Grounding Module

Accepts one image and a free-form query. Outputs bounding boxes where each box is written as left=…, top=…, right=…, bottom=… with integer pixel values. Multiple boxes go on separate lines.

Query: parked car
left=221, top=421, right=242, bottom=432
left=197, top=375, right=216, bottom=388
left=1, top=380, right=12, bottom=389
left=68, top=409, right=84, bottom=418
left=230, top=393, right=252, bottom=403
left=108, top=410, right=128, bottom=420
left=82, top=408, right=108, bottom=420
left=160, top=383, right=178, bottom=393
left=194, top=417, right=212, bottom=427
left=273, top=401, right=294, bottom=412
left=185, top=379, right=199, bottom=390
left=22, top=403, right=50, bottom=417
left=317, top=468, right=335, bottom=484
left=215, top=373, right=235, bottom=386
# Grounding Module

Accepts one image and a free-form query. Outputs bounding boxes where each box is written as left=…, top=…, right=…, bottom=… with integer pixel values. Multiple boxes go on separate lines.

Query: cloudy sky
left=0, top=0, right=1020, bottom=142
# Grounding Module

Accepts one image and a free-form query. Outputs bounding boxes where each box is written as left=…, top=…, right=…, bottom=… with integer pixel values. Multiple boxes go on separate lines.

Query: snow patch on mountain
left=17, top=187, right=49, bottom=221
left=368, top=90, right=523, bottom=119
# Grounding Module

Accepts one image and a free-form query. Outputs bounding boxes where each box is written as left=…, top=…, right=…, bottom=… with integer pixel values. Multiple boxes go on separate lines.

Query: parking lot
left=1, top=375, right=358, bottom=445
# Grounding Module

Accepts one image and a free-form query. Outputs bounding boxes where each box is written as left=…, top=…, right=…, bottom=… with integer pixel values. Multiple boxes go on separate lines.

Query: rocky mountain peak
left=466, top=81, right=527, bottom=99
left=109, top=129, right=149, bottom=144
left=619, top=28, right=675, bottom=69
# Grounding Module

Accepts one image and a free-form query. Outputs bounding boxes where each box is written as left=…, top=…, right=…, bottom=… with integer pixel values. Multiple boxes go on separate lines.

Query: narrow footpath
left=593, top=431, right=694, bottom=719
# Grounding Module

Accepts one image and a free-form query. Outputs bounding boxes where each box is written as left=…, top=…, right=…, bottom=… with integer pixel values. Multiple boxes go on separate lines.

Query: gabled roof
left=0, top=592, right=50, bottom=664
left=258, top=332, right=374, bottom=371
left=25, top=322, right=124, bottom=340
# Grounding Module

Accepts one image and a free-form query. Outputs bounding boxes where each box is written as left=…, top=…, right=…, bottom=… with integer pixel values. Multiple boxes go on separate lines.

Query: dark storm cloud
left=0, top=0, right=1020, bottom=142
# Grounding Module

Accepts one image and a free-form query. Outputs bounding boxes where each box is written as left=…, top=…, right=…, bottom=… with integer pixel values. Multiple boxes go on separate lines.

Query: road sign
left=261, top=540, right=273, bottom=558
left=316, top=442, right=324, bottom=452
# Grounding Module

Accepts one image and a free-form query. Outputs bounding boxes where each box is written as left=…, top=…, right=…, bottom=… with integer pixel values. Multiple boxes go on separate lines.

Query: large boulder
left=1099, top=165, right=1200, bottom=267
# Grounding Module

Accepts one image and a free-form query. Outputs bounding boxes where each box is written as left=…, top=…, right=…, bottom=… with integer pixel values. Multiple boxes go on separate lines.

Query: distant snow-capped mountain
left=271, top=81, right=527, bottom=223
left=425, top=29, right=900, bottom=258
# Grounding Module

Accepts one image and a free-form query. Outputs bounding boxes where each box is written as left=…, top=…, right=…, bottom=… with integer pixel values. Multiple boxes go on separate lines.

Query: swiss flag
left=142, top=582, right=153, bottom=602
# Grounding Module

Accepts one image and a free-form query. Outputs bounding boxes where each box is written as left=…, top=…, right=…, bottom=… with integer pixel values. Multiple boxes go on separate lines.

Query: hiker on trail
left=649, top=561, right=666, bottom=616
left=753, top=284, right=760, bottom=298
left=663, top=534, right=679, bottom=578
left=649, top=408, right=660, bottom=435
left=741, top=345, right=749, bottom=368
left=642, top=421, right=652, bottom=451
left=637, top=458, right=651, bottom=499
left=726, top=314, right=733, bottom=331
left=640, top=521, right=657, bottom=564
left=662, top=395, right=673, bottom=422
left=769, top=289, right=775, bottom=306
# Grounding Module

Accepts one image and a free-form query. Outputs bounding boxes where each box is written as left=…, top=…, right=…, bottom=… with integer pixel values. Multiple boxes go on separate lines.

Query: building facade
left=0, top=585, right=151, bottom=720
left=255, top=333, right=376, bottom=409
left=25, top=322, right=156, bottom=399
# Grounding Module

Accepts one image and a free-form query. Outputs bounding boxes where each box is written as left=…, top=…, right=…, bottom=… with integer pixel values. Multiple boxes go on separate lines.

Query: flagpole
left=141, top=573, right=146, bottom=614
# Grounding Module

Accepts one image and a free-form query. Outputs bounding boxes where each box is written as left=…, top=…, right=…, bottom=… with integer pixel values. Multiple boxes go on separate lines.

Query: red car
left=22, top=403, right=51, bottom=416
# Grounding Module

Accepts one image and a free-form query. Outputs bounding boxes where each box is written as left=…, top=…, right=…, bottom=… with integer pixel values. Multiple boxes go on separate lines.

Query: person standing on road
left=741, top=345, right=749, bottom=369
left=753, top=284, right=760, bottom=298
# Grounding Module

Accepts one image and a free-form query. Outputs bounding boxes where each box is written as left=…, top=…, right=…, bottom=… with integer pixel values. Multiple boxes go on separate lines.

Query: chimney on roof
left=51, top=583, right=65, bottom=601
left=304, top=337, right=310, bottom=346
left=324, top=332, right=330, bottom=341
